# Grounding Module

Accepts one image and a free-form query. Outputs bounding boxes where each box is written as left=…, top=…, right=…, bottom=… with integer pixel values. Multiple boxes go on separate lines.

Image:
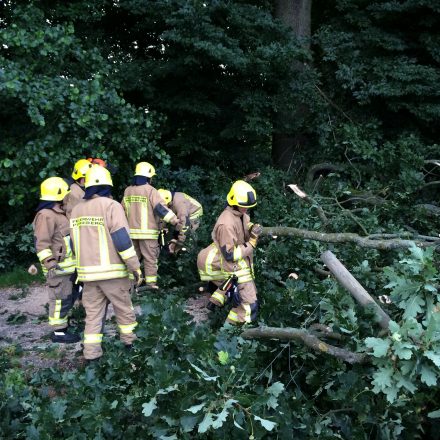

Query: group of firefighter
left=33, top=158, right=263, bottom=361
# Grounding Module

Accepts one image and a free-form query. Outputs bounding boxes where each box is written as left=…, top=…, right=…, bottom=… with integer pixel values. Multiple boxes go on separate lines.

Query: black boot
left=51, top=328, right=81, bottom=344
left=206, top=301, right=218, bottom=312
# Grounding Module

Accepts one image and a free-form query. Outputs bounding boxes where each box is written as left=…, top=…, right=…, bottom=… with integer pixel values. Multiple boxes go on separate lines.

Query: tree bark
left=241, top=326, right=368, bottom=364
left=272, top=0, right=312, bottom=170
left=321, top=251, right=391, bottom=329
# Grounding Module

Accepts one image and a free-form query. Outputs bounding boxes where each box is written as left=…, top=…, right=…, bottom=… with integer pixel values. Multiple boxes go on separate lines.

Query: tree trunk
left=272, top=0, right=312, bottom=170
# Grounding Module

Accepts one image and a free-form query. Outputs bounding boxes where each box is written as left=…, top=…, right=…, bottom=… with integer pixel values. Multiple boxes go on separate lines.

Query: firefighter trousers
left=133, top=239, right=159, bottom=284
left=209, top=280, right=258, bottom=324
left=47, top=275, right=75, bottom=330
left=82, top=277, right=137, bottom=360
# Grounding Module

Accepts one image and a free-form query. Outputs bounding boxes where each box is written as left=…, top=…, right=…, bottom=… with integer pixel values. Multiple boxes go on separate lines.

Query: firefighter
left=63, top=159, right=93, bottom=220
left=157, top=189, right=203, bottom=254
left=33, top=177, right=80, bottom=343
left=70, top=165, right=142, bottom=361
left=122, top=162, right=181, bottom=289
left=197, top=180, right=263, bottom=324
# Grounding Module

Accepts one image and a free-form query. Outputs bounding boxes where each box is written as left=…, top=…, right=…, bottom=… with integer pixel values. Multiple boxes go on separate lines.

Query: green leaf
left=267, top=381, right=285, bottom=397
left=142, top=397, right=158, bottom=417
left=424, top=351, right=440, bottom=367
left=365, top=337, right=390, bottom=357
left=372, top=367, right=393, bottom=391
left=189, top=362, right=219, bottom=381
left=110, top=400, right=118, bottom=409
left=428, top=409, right=440, bottom=419
left=403, top=295, right=425, bottom=319
left=388, top=320, right=400, bottom=333
left=420, top=365, right=437, bottom=386
left=254, top=415, right=276, bottom=431
left=186, top=403, right=206, bottom=414
left=198, top=412, right=214, bottom=433
left=217, top=350, right=229, bottom=365
left=393, top=342, right=414, bottom=360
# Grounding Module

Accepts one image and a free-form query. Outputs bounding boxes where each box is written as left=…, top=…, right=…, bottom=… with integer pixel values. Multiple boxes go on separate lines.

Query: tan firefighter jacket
left=64, top=182, right=85, bottom=220
left=122, top=184, right=179, bottom=240
left=33, top=205, right=76, bottom=277
left=169, top=192, right=203, bottom=231
left=70, top=195, right=140, bottom=282
left=198, top=206, right=254, bottom=284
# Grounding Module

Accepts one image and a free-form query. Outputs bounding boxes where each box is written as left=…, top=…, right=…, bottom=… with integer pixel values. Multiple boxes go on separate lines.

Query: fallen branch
left=308, top=323, right=344, bottom=341
left=262, top=226, right=440, bottom=250
left=241, top=326, right=368, bottom=364
left=321, top=250, right=390, bottom=330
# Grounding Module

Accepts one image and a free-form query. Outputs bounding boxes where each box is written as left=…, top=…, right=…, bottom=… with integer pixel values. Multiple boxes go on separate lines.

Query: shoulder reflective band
left=37, top=248, right=53, bottom=262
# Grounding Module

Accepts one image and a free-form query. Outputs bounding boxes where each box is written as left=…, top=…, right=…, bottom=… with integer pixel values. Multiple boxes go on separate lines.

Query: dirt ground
left=0, top=283, right=210, bottom=370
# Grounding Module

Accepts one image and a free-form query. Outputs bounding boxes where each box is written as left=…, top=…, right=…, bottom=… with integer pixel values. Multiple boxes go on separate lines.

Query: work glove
left=132, top=268, right=143, bottom=287
left=47, top=264, right=62, bottom=279
left=249, top=223, right=263, bottom=248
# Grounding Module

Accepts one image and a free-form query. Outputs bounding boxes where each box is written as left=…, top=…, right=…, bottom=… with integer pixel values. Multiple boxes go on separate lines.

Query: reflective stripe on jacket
left=70, top=196, right=140, bottom=282
left=197, top=206, right=254, bottom=284
left=122, top=184, right=178, bottom=240
left=33, top=205, right=76, bottom=276
left=170, top=192, right=203, bottom=230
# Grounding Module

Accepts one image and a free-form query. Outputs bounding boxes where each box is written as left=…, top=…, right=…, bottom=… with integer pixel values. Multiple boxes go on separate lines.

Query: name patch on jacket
left=124, top=195, right=148, bottom=203
left=70, top=216, right=105, bottom=227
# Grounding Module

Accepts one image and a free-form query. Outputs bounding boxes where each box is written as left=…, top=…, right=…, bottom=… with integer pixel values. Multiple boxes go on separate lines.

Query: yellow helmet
left=85, top=164, right=113, bottom=188
left=40, top=177, right=70, bottom=201
left=227, top=180, right=257, bottom=208
left=135, top=162, right=156, bottom=178
left=72, top=159, right=93, bottom=180
left=158, top=189, right=172, bottom=205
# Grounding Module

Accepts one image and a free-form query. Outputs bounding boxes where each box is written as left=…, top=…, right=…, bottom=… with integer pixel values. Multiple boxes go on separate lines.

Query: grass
left=0, top=267, right=44, bottom=288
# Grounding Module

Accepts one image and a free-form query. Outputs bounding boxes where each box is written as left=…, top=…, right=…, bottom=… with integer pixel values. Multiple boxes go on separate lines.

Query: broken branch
left=262, top=227, right=440, bottom=250
left=241, top=326, right=368, bottom=364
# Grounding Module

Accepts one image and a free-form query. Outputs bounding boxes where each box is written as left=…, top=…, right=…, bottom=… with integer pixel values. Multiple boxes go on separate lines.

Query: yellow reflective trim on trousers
left=118, top=322, right=138, bottom=334
left=145, top=275, right=157, bottom=283
left=227, top=310, right=240, bottom=323
left=119, top=246, right=137, bottom=260
left=243, top=304, right=252, bottom=323
left=211, top=291, right=225, bottom=306
left=233, top=246, right=242, bottom=261
left=37, top=248, right=53, bottom=262
left=163, top=210, right=176, bottom=223
left=49, top=316, right=68, bottom=325
left=84, top=333, right=103, bottom=344
left=54, top=299, right=62, bottom=319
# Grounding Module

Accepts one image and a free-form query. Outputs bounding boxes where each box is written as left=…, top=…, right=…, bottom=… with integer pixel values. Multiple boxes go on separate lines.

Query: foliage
left=365, top=246, right=440, bottom=404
